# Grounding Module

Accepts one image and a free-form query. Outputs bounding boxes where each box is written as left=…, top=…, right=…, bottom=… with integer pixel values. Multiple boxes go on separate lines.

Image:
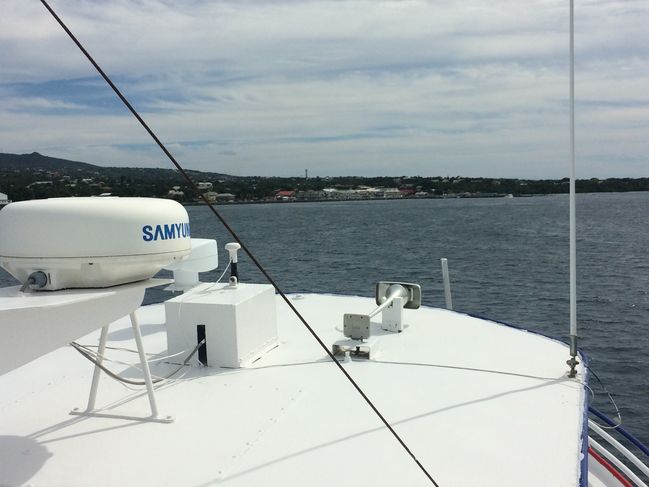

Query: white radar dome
left=0, top=197, right=191, bottom=290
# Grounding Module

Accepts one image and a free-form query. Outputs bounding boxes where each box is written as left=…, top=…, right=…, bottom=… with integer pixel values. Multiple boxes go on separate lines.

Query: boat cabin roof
left=0, top=288, right=586, bottom=486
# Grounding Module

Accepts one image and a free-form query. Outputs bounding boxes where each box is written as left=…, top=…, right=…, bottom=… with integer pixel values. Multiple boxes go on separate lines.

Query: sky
left=0, top=0, right=647, bottom=178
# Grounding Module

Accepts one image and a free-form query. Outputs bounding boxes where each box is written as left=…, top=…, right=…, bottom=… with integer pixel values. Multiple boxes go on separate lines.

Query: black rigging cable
left=38, top=1, right=440, bottom=485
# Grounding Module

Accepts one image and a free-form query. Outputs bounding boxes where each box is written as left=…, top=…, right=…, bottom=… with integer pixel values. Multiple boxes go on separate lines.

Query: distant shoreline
left=182, top=190, right=649, bottom=207
left=184, top=193, right=516, bottom=206
left=3, top=152, right=648, bottom=204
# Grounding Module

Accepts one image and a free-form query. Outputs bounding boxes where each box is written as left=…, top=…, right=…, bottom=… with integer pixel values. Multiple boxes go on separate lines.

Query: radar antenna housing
left=0, top=197, right=191, bottom=290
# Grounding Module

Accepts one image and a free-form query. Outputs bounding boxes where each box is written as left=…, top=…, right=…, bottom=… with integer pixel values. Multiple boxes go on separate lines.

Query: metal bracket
left=566, top=334, right=579, bottom=378
left=332, top=337, right=381, bottom=360
left=343, top=314, right=370, bottom=340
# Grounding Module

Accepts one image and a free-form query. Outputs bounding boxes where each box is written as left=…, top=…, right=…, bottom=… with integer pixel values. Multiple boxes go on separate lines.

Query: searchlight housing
left=343, top=281, right=421, bottom=339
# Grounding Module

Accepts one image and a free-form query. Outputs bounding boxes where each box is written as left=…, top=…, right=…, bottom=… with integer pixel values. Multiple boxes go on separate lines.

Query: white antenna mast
left=567, top=0, right=579, bottom=378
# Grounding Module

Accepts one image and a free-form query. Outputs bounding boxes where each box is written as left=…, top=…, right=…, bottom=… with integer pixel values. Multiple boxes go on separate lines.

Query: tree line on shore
left=1, top=152, right=647, bottom=202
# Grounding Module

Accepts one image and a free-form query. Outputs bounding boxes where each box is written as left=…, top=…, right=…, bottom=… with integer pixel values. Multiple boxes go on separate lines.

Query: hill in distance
left=0, top=152, right=247, bottom=202
left=0, top=152, right=99, bottom=171
left=0, top=152, right=235, bottom=180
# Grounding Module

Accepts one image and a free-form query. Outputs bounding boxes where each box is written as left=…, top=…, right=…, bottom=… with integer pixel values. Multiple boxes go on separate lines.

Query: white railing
left=589, top=419, right=649, bottom=486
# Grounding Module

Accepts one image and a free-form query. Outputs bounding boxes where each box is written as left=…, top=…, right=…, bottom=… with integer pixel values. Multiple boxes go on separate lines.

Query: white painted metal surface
left=0, top=278, right=169, bottom=375
left=441, top=258, right=453, bottom=310
left=165, top=282, right=278, bottom=368
left=0, top=291, right=587, bottom=486
left=379, top=295, right=405, bottom=332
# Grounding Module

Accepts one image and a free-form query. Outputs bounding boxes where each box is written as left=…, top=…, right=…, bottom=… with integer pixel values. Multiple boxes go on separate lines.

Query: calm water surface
left=2, top=192, right=648, bottom=442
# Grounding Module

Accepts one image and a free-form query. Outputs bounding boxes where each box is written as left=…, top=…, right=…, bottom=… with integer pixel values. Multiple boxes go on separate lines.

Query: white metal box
left=165, top=283, right=277, bottom=368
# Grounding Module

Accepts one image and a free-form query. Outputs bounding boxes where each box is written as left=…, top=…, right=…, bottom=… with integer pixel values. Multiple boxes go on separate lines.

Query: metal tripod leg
left=85, top=324, right=109, bottom=411
left=71, top=313, right=173, bottom=423
left=130, top=311, right=160, bottom=419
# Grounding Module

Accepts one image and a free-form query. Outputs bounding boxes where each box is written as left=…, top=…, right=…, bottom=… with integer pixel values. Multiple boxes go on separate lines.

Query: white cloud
left=0, top=0, right=647, bottom=177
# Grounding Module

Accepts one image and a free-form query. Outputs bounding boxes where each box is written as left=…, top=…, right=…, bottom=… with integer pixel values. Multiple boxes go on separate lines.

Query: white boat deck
left=0, top=290, right=587, bottom=486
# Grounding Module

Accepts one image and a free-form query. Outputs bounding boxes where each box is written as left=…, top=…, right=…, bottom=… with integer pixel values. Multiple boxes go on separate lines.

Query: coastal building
left=204, top=191, right=235, bottom=203
left=215, top=193, right=235, bottom=202
left=26, top=181, right=53, bottom=188
left=315, top=187, right=408, bottom=200
left=382, top=187, right=402, bottom=198
left=167, top=186, right=185, bottom=200
left=0, top=192, right=11, bottom=208
left=275, top=190, right=295, bottom=201
left=295, top=190, right=325, bottom=201
left=197, top=182, right=213, bottom=191
left=336, top=189, right=364, bottom=200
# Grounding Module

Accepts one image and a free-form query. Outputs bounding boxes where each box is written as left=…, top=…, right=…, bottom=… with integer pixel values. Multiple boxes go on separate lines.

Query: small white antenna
left=567, top=0, right=579, bottom=378
left=225, top=242, right=241, bottom=285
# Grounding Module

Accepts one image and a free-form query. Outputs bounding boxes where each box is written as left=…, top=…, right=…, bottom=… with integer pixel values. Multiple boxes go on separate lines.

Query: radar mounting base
left=70, top=311, right=174, bottom=424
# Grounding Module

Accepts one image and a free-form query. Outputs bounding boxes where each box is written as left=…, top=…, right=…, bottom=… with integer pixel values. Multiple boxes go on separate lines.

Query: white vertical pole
left=568, top=0, right=579, bottom=377
left=130, top=311, right=160, bottom=418
left=441, top=258, right=453, bottom=310
left=85, top=325, right=109, bottom=411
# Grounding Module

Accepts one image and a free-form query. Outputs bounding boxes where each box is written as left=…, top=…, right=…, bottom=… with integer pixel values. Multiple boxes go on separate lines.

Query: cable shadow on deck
left=196, top=377, right=570, bottom=485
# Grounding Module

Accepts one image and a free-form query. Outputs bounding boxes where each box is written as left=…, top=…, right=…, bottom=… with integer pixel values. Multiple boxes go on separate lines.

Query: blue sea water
left=1, top=192, right=648, bottom=444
